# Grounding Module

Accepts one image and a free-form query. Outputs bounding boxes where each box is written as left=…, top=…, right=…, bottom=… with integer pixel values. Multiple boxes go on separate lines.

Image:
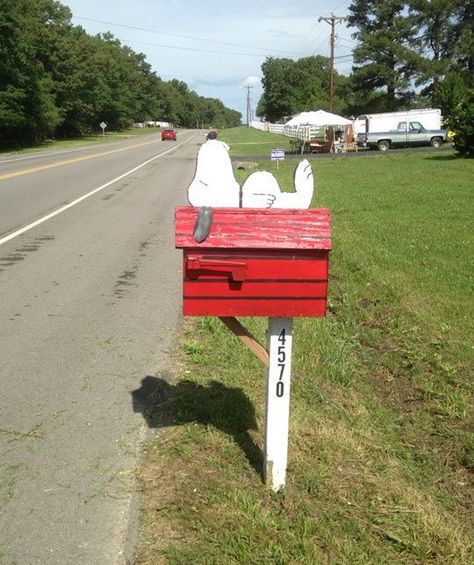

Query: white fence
left=250, top=121, right=285, bottom=134
left=250, top=121, right=325, bottom=142
left=250, top=120, right=358, bottom=154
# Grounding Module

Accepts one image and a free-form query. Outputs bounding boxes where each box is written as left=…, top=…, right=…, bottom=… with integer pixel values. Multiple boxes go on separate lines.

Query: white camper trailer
left=356, top=108, right=442, bottom=134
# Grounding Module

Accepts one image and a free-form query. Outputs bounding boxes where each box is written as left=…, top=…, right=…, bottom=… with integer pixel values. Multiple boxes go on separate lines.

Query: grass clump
left=135, top=134, right=473, bottom=563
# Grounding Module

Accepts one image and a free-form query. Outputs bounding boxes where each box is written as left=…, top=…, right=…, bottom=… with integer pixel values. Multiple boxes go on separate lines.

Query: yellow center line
left=0, top=138, right=164, bottom=181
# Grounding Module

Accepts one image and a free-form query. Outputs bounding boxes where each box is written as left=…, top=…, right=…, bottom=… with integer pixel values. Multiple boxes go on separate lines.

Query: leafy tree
left=258, top=58, right=297, bottom=122
left=435, top=74, right=473, bottom=155
left=347, top=0, right=421, bottom=111
left=48, top=28, right=101, bottom=136
left=449, top=88, right=474, bottom=156
left=434, top=73, right=468, bottom=123
left=0, top=0, right=62, bottom=145
left=0, top=0, right=241, bottom=146
left=291, top=57, right=329, bottom=111
left=450, top=0, right=474, bottom=88
left=409, top=0, right=469, bottom=101
left=257, top=56, right=351, bottom=122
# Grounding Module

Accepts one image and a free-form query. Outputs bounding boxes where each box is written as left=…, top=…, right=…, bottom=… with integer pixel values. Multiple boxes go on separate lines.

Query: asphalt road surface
left=0, top=131, right=200, bottom=563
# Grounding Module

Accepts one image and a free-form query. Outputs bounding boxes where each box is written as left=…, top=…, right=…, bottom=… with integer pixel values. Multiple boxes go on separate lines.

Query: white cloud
left=242, top=76, right=262, bottom=88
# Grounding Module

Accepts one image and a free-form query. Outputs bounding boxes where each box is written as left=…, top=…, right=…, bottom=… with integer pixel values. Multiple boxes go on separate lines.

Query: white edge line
left=0, top=134, right=197, bottom=247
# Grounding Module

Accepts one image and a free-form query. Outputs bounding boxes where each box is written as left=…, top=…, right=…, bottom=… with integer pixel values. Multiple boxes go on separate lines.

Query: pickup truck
left=357, top=120, right=448, bottom=151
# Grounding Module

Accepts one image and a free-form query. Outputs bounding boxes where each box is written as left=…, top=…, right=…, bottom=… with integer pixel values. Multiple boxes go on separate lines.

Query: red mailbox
left=175, top=206, right=331, bottom=317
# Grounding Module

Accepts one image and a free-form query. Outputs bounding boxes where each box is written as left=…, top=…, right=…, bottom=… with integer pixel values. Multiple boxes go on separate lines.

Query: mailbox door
left=183, top=248, right=328, bottom=317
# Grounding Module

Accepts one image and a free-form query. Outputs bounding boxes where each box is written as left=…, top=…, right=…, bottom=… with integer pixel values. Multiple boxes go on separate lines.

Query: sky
left=60, top=0, right=355, bottom=121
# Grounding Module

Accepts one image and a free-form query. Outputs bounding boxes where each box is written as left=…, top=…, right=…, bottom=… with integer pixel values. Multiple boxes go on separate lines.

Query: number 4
left=278, top=328, right=286, bottom=345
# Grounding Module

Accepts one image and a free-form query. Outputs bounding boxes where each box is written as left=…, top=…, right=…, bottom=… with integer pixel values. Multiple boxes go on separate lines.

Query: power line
left=74, top=15, right=294, bottom=56
left=105, top=36, right=277, bottom=58
left=338, top=36, right=358, bottom=46
left=306, top=34, right=331, bottom=56
left=291, top=19, right=323, bottom=58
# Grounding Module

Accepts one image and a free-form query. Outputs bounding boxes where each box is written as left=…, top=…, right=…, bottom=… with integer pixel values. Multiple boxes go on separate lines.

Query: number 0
left=276, top=381, right=284, bottom=397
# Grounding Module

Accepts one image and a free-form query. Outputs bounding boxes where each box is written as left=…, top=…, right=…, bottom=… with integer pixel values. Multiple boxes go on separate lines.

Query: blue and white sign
left=270, top=148, right=285, bottom=161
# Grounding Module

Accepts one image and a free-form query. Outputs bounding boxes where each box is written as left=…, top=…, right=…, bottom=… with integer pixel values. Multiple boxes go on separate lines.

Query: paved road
left=0, top=131, right=199, bottom=563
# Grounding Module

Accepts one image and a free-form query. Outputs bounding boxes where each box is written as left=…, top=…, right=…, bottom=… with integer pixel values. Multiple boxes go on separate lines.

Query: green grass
left=219, top=125, right=294, bottom=158
left=0, top=126, right=162, bottom=155
left=136, top=128, right=473, bottom=563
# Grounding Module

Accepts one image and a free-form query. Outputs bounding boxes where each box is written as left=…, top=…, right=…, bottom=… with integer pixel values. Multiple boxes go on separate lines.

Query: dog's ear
left=193, top=207, right=213, bottom=243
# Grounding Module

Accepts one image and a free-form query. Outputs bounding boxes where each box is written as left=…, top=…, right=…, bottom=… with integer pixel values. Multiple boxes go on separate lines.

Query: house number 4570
left=276, top=328, right=286, bottom=397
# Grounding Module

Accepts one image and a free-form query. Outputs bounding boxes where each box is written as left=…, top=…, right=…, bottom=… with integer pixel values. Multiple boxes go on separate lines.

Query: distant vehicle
left=355, top=109, right=448, bottom=151
left=161, top=128, right=177, bottom=141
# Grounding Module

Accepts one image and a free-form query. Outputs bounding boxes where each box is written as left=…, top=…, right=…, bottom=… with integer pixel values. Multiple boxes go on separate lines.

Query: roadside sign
left=270, top=148, right=285, bottom=170
left=270, top=148, right=285, bottom=161
left=99, top=121, right=107, bottom=137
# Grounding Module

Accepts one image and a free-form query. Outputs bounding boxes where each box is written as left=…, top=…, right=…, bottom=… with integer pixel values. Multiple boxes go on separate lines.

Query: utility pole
left=318, top=14, right=346, bottom=112
left=245, top=85, right=253, bottom=126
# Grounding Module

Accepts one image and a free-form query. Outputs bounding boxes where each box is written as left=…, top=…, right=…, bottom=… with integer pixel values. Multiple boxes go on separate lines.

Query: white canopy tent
left=285, top=110, right=351, bottom=127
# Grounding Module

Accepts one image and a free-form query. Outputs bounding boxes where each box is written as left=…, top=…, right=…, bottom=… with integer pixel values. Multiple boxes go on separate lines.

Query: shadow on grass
left=131, top=375, right=263, bottom=478
left=423, top=153, right=461, bottom=161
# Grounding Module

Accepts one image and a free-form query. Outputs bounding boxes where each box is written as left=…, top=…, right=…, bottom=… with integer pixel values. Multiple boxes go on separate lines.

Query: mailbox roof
left=175, top=207, right=331, bottom=250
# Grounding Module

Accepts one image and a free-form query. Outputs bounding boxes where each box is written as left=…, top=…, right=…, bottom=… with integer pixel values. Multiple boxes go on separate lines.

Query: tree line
left=0, top=0, right=241, bottom=147
left=257, top=0, right=473, bottom=155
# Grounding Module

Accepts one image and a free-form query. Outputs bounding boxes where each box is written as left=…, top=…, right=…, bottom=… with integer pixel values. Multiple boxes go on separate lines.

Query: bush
left=450, top=89, right=474, bottom=157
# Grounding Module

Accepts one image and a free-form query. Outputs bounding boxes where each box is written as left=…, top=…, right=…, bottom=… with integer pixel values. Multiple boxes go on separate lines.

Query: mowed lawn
left=136, top=132, right=473, bottom=564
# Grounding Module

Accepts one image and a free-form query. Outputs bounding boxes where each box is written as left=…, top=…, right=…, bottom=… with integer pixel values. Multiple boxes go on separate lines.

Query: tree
left=0, top=0, right=241, bottom=146
left=258, top=58, right=297, bottom=122
left=433, top=73, right=467, bottom=124
left=450, top=0, right=474, bottom=88
left=435, top=74, right=473, bottom=155
left=291, top=57, right=329, bottom=111
left=0, top=0, right=63, bottom=145
left=409, top=0, right=465, bottom=100
left=347, top=0, right=421, bottom=111
left=449, top=88, right=474, bottom=156
left=257, top=56, right=351, bottom=122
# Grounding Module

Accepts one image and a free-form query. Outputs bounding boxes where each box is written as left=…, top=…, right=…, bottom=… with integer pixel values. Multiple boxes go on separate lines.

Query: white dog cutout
left=187, top=137, right=314, bottom=209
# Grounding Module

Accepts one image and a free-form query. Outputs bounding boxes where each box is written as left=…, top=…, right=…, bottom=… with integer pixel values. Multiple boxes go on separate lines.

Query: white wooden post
left=264, top=317, right=293, bottom=491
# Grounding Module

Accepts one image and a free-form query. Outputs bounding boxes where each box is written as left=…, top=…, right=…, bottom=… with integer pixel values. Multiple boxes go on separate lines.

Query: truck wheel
left=430, top=137, right=442, bottom=148
left=377, top=140, right=390, bottom=152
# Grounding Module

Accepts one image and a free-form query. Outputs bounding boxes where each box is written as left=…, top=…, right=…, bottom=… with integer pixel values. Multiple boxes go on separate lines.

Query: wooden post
left=264, top=317, right=293, bottom=491
left=219, top=317, right=269, bottom=366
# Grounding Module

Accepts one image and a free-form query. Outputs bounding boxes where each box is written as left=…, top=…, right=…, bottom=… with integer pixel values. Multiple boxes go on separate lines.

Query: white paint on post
left=264, top=317, right=293, bottom=491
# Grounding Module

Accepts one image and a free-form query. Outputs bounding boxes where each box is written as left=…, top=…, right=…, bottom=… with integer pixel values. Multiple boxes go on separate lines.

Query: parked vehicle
left=161, top=128, right=177, bottom=141
left=355, top=109, right=448, bottom=151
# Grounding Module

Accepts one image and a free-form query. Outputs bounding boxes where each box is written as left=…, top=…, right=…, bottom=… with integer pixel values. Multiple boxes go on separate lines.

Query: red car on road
left=161, top=128, right=177, bottom=141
